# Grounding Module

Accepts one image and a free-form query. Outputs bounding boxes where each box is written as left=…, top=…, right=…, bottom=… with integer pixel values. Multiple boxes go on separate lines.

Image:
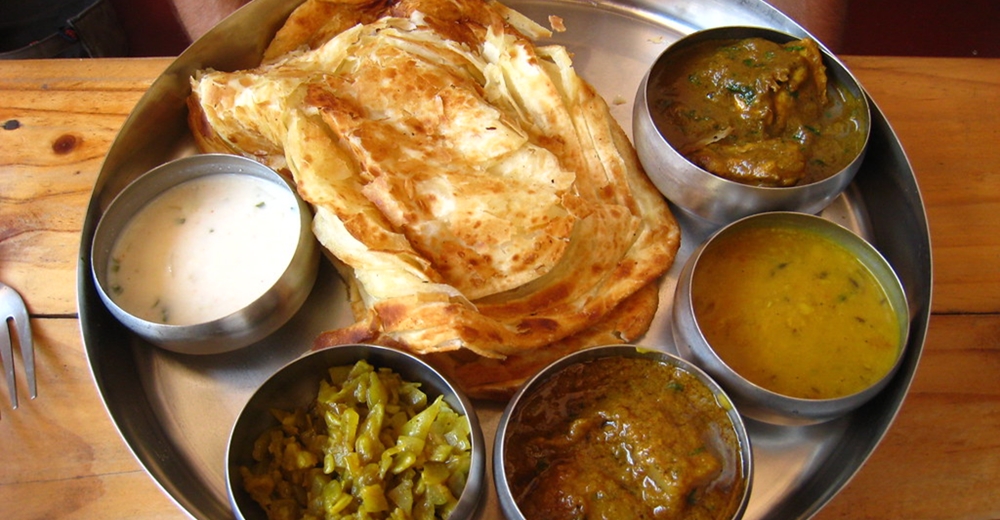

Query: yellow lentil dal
left=692, top=225, right=901, bottom=399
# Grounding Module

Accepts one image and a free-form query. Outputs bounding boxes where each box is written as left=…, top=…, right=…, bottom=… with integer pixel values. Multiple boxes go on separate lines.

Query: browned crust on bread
left=188, top=0, right=679, bottom=397
left=420, top=280, right=662, bottom=400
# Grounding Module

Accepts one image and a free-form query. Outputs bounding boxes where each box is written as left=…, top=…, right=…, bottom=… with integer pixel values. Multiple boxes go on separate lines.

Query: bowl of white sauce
left=90, top=154, right=320, bottom=354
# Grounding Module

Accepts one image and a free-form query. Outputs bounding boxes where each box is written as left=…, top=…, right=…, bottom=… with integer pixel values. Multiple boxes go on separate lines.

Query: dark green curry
left=651, top=37, right=867, bottom=187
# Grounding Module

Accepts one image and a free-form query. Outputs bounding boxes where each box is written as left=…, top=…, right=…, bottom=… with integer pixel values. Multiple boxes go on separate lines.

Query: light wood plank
left=0, top=59, right=170, bottom=315
left=816, top=313, right=1000, bottom=520
left=845, top=56, right=1000, bottom=314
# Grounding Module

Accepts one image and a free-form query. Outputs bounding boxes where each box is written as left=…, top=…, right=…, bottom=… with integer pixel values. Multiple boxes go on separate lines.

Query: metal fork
left=1, top=282, right=35, bottom=419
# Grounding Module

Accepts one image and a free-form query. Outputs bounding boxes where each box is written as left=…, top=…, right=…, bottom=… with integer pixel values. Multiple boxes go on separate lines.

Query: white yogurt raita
left=107, top=173, right=300, bottom=325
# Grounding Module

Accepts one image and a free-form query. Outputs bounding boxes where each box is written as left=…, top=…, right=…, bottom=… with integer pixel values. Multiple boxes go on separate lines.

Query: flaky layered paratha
left=187, top=0, right=679, bottom=398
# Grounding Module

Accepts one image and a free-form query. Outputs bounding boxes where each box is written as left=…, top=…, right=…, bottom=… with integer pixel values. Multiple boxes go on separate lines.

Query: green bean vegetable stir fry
left=240, top=360, right=473, bottom=520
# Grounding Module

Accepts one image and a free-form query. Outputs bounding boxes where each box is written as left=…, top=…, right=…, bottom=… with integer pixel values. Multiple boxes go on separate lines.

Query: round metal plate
left=77, top=0, right=931, bottom=518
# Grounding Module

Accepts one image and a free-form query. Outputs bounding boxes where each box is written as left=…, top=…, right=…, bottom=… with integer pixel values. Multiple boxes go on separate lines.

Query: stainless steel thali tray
left=77, top=0, right=932, bottom=518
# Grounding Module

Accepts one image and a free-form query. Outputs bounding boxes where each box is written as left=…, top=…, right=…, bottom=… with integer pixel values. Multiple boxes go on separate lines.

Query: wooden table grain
left=1, top=56, right=998, bottom=519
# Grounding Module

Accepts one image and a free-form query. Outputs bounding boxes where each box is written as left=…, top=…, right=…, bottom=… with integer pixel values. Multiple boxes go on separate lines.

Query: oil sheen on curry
left=504, top=356, right=745, bottom=519
left=692, top=225, right=901, bottom=400
left=651, top=37, right=867, bottom=187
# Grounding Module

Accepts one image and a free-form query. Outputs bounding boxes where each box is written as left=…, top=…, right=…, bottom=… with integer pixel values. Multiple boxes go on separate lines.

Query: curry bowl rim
left=672, top=211, right=911, bottom=424
left=642, top=24, right=873, bottom=191
left=633, top=25, right=872, bottom=224
left=492, top=343, right=753, bottom=520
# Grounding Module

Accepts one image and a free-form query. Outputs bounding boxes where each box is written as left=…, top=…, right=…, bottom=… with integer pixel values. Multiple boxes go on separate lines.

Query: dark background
left=105, top=0, right=1000, bottom=58
left=841, top=0, right=1000, bottom=57
left=110, top=0, right=1000, bottom=58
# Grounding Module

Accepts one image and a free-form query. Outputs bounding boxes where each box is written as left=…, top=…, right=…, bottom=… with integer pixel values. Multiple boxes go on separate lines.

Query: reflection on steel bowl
left=633, top=26, right=871, bottom=225
left=673, top=212, right=910, bottom=425
left=494, top=345, right=752, bottom=520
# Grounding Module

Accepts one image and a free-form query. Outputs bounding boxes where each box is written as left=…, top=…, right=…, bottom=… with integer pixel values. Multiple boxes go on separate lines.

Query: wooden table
left=1, top=56, right=998, bottom=519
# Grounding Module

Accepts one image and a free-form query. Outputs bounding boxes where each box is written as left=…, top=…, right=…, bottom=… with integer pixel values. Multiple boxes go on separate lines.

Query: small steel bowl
left=90, top=154, right=319, bottom=355
left=494, top=344, right=752, bottom=520
left=227, top=344, right=487, bottom=520
left=672, top=212, right=910, bottom=425
left=633, top=26, right=871, bottom=225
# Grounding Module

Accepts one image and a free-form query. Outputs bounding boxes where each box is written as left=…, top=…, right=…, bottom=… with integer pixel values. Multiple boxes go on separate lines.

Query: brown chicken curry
left=651, top=37, right=867, bottom=187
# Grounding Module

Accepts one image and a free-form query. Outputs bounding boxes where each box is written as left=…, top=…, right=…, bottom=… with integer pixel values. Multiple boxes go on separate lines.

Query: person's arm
left=766, top=0, right=849, bottom=51
left=172, top=0, right=250, bottom=41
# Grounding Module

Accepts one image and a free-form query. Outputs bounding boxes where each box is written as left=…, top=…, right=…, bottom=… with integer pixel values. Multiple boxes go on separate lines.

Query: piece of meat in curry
left=652, top=37, right=867, bottom=187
